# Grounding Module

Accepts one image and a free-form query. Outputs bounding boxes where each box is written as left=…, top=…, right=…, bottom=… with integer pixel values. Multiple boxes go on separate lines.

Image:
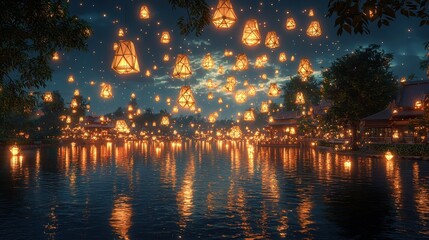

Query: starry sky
left=47, top=0, right=428, bottom=119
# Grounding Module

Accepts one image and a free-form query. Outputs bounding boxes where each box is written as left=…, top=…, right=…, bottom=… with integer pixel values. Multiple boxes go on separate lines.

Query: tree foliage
left=281, top=75, right=322, bottom=111
left=168, top=0, right=211, bottom=37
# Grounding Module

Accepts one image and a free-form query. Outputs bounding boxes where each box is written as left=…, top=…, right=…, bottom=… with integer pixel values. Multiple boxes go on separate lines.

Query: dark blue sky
left=46, top=0, right=428, bottom=119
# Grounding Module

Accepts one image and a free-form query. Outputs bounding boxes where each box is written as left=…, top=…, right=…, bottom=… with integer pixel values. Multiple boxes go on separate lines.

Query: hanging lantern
left=247, top=85, right=256, bottom=96
left=160, top=31, right=171, bottom=44
left=286, top=17, right=296, bottom=30
left=160, top=116, right=170, bottom=126
left=100, top=83, right=113, bottom=99
left=261, top=73, right=267, bottom=80
left=202, top=53, right=215, bottom=70
left=116, top=120, right=130, bottom=133
left=9, top=145, right=20, bottom=156
left=242, top=19, right=261, bottom=46
left=207, top=92, right=214, bottom=100
left=145, top=69, right=151, bottom=77
left=218, top=97, right=223, bottom=104
left=295, top=92, right=305, bottom=105
left=235, top=90, right=247, bottom=104
left=291, top=56, right=295, bottom=61
left=279, top=52, right=287, bottom=62
left=306, top=21, right=322, bottom=37
left=118, top=28, right=125, bottom=37
left=177, top=86, right=196, bottom=109
left=52, top=52, right=59, bottom=60
left=224, top=50, right=233, bottom=56
left=268, top=83, right=281, bottom=97
left=254, top=56, right=265, bottom=68
left=172, top=54, right=192, bottom=79
left=111, top=40, right=140, bottom=74
left=229, top=126, right=242, bottom=139
left=43, top=92, right=53, bottom=102
left=68, top=75, right=74, bottom=83
left=308, top=9, right=315, bottom=17
left=139, top=5, right=150, bottom=19
left=260, top=101, right=269, bottom=113
left=212, top=0, right=237, bottom=28
left=297, top=58, right=313, bottom=80
left=235, top=53, right=248, bottom=71
left=243, top=110, right=255, bottom=121
left=206, top=79, right=215, bottom=89
left=265, top=31, right=280, bottom=49
left=163, top=54, right=170, bottom=62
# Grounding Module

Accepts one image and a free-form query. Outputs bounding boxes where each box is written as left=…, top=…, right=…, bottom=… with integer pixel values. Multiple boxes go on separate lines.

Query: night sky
left=47, top=0, right=428, bottom=119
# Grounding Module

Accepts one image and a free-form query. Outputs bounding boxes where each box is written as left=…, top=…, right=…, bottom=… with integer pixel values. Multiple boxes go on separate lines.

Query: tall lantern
left=43, top=92, right=53, bottom=103
left=268, top=83, right=281, bottom=97
left=202, top=53, right=215, bottom=70
left=163, top=54, right=170, bottom=62
left=172, top=54, right=192, bottom=79
left=235, top=90, right=247, bottom=104
left=111, top=40, right=140, bottom=74
left=243, top=110, right=255, bottom=121
left=265, top=31, right=280, bottom=49
left=297, top=58, right=313, bottom=80
left=260, top=101, right=269, bottom=113
left=286, top=17, right=296, bottom=30
left=279, top=52, right=287, bottom=62
left=212, top=0, right=237, bottom=29
left=235, top=53, right=248, bottom=71
left=295, top=92, right=305, bottom=105
left=100, top=83, right=113, bottom=99
left=242, top=19, right=261, bottom=46
left=160, top=31, right=171, bottom=44
left=207, top=92, right=214, bottom=100
left=140, top=5, right=150, bottom=19
left=177, top=86, right=196, bottom=109
left=306, top=21, right=322, bottom=37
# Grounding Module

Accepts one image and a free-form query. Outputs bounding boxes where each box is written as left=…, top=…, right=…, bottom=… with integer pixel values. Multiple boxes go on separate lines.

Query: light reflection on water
left=0, top=141, right=428, bottom=239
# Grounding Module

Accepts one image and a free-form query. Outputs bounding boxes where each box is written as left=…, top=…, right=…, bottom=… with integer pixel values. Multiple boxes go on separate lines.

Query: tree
left=168, top=0, right=211, bottom=36
left=322, top=44, right=398, bottom=150
left=282, top=75, right=321, bottom=111
left=36, top=91, right=66, bottom=139
left=0, top=0, right=90, bottom=137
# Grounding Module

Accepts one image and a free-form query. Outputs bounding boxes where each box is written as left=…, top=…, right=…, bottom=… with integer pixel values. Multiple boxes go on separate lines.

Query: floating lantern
left=218, top=65, right=224, bottom=74
left=145, top=69, right=151, bottom=77
left=385, top=150, right=394, bottom=160
left=113, top=43, right=118, bottom=51
left=160, top=116, right=170, bottom=126
left=172, top=106, right=179, bottom=113
left=177, top=86, right=196, bottom=109
left=265, top=31, right=280, bottom=49
left=52, top=52, right=59, bottom=60
left=229, top=126, right=242, bottom=139
left=295, top=92, right=305, bottom=105
left=297, top=58, right=313, bottom=80
left=139, top=5, right=150, bottom=19
left=306, top=21, right=322, bottom=37
left=160, top=31, right=171, bottom=44
left=260, top=101, right=269, bottom=113
left=172, top=54, right=192, bottom=79
left=9, top=145, right=20, bottom=156
left=43, top=92, right=53, bottom=102
left=100, top=83, right=113, bottom=99
left=68, top=75, right=74, bottom=83
left=261, top=73, right=267, bottom=80
left=223, top=82, right=235, bottom=92
left=268, top=83, right=281, bottom=97
left=224, top=50, right=233, bottom=56
left=218, top=98, right=223, bottom=104
left=116, top=120, right=130, bottom=133
left=128, top=104, right=133, bottom=112
left=73, top=89, right=80, bottom=96
left=279, top=52, right=287, bottom=62
left=242, top=19, right=261, bottom=46
left=212, top=0, right=237, bottom=28
left=163, top=54, right=170, bottom=62
left=118, top=28, right=125, bottom=37
left=254, top=56, right=265, bottom=68
left=308, top=9, right=315, bottom=17
left=235, top=53, right=248, bottom=71
left=202, top=53, right=215, bottom=70
left=243, top=80, right=249, bottom=86
left=66, top=116, right=71, bottom=124
left=206, top=79, right=215, bottom=88
left=235, top=90, right=247, bottom=104
left=247, top=85, right=256, bottom=96
left=285, top=17, right=296, bottom=30
left=166, top=98, right=171, bottom=105
left=208, top=92, right=214, bottom=100
left=111, top=40, right=140, bottom=74
left=243, top=110, right=255, bottom=121
left=291, top=56, right=295, bottom=61
left=131, top=93, right=136, bottom=99
left=70, top=98, right=78, bottom=108
left=155, top=95, right=160, bottom=102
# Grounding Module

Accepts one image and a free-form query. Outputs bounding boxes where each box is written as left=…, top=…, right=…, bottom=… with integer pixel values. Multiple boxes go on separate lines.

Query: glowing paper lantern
left=207, top=79, right=215, bottom=89
left=160, top=31, right=171, bottom=44
left=9, top=145, right=20, bottom=156
left=260, top=101, right=269, bottom=113
left=116, top=120, right=130, bottom=133
left=306, top=21, right=322, bottom=37
left=212, top=0, right=237, bottom=28
left=242, top=19, right=261, bottom=46
left=235, top=53, right=248, bottom=71
left=224, top=50, right=233, bottom=56
left=295, top=92, right=305, bottom=105
left=139, top=5, right=150, bottom=19
left=291, top=56, right=295, bottom=61
left=43, top=92, right=53, bottom=102
left=113, top=43, right=118, bottom=51
left=229, top=126, right=242, bottom=139
left=208, top=113, right=217, bottom=123
left=279, top=52, right=287, bottom=62
left=52, top=52, right=59, bottom=60
left=161, top=116, right=170, bottom=126
left=265, top=31, right=280, bottom=49
left=172, top=54, right=192, bottom=79
left=100, top=83, right=113, bottom=99
left=308, top=9, right=314, bottom=17
left=177, top=86, right=196, bottom=109
left=285, top=17, right=296, bottom=30
left=74, top=89, right=80, bottom=96
left=118, top=28, right=125, bottom=37
left=297, top=58, right=313, bottom=80
left=218, top=65, right=224, bottom=74
left=111, top=40, right=140, bottom=74
left=172, top=106, right=179, bottom=113
left=163, top=54, right=170, bottom=62
left=243, top=110, right=255, bottom=121
left=247, top=85, right=256, bottom=96
left=218, top=98, right=223, bottom=104
left=208, top=92, right=214, bottom=100
left=223, top=76, right=236, bottom=92
left=131, top=93, right=136, bottom=99
left=68, top=75, right=74, bottom=83
left=70, top=98, right=78, bottom=108
left=202, top=53, right=215, bottom=70
left=268, top=83, right=281, bottom=97
left=235, top=90, right=247, bottom=103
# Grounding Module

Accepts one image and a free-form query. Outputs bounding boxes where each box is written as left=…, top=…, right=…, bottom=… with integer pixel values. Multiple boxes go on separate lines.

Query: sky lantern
left=243, top=110, right=255, bottom=121
left=291, top=56, right=295, bottom=61
left=297, top=58, right=313, bottom=80
left=229, top=126, right=242, bottom=139
left=160, top=116, right=170, bottom=126
left=268, top=83, right=281, bottom=97
left=208, top=92, right=214, bottom=100
left=155, top=95, right=160, bottom=102
left=261, top=73, right=267, bottom=80
left=212, top=0, right=237, bottom=28
left=243, top=80, right=249, bottom=86
left=218, top=65, right=224, bottom=74
left=308, top=9, right=315, bottom=17
left=235, top=53, right=248, bottom=71
left=279, top=52, right=287, bottom=62
left=163, top=54, right=170, bottom=62
left=254, top=56, right=265, bottom=68
left=235, top=90, right=247, bottom=103
left=118, top=28, right=125, bottom=37
left=116, top=120, right=130, bottom=133
left=265, top=31, right=280, bottom=49
left=160, top=31, right=171, bottom=44
left=247, top=85, right=256, bottom=96
left=206, top=79, right=215, bottom=88
left=177, top=86, right=196, bottom=109
left=260, top=101, right=269, bottom=113
left=100, top=83, right=113, bottom=99
left=208, top=113, right=217, bottom=123
left=172, top=54, right=192, bottom=79
left=113, top=42, right=118, bottom=51
left=139, top=5, right=150, bottom=19
left=223, top=76, right=236, bottom=92
left=166, top=97, right=171, bottom=105
left=285, top=18, right=296, bottom=30
left=111, top=40, right=140, bottom=74
left=68, top=75, right=74, bottom=83
left=295, top=92, right=305, bottom=105
left=74, top=89, right=80, bottom=96
left=306, top=21, right=322, bottom=37
left=43, top=92, right=53, bottom=103
left=145, top=69, right=151, bottom=77
left=202, top=53, right=215, bottom=70
left=242, top=19, right=261, bottom=46
left=218, top=97, right=223, bottom=104
left=70, top=98, right=78, bottom=109
left=131, top=93, right=136, bottom=99
left=52, top=52, right=59, bottom=60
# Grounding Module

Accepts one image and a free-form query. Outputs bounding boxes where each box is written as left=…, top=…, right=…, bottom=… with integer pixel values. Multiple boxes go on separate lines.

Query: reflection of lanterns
left=9, top=145, right=20, bottom=156
left=235, top=90, right=247, bottom=103
left=206, top=79, right=215, bottom=89
left=74, top=89, right=80, bottom=96
left=145, top=69, right=151, bottom=77
left=279, top=52, right=287, bottom=62
left=297, top=58, right=313, bottom=80
left=285, top=17, right=296, bottom=30
left=172, top=54, right=192, bottom=79
left=111, top=40, right=140, bottom=74
left=306, top=21, right=322, bottom=37
left=177, top=86, right=196, bottom=109
left=268, top=83, right=281, bottom=97
left=242, top=19, right=261, bottom=46
left=43, top=92, right=53, bottom=102
left=212, top=0, right=237, bottom=28
left=52, top=52, right=59, bottom=60
left=100, top=83, right=113, bottom=99
left=116, top=120, right=130, bottom=133
left=265, top=31, right=280, bottom=49
left=68, top=75, right=74, bottom=83
left=243, top=110, right=255, bottom=121
left=247, top=85, right=256, bottom=96
left=260, top=101, right=269, bottom=113
left=208, top=92, right=214, bottom=100
left=235, top=53, right=248, bottom=71
left=160, top=31, right=171, bottom=44
left=161, top=116, right=170, bottom=126
left=229, top=126, right=242, bottom=139
left=139, top=5, right=150, bottom=19
left=118, top=28, right=125, bottom=37
left=202, top=53, right=214, bottom=70
left=163, top=54, right=170, bottom=62
left=295, top=92, right=305, bottom=105
left=385, top=150, right=394, bottom=160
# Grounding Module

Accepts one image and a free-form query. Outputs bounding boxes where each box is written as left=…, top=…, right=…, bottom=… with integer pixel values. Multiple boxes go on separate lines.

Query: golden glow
left=212, top=0, right=237, bottom=28
left=9, top=145, right=20, bottom=156
left=297, top=58, right=313, bottom=80
left=243, top=110, right=255, bottom=121
left=43, top=92, right=53, bottom=102
left=295, top=92, right=305, bottom=105
left=155, top=95, right=160, bottom=102
left=115, top=120, right=130, bottom=133
left=260, top=101, right=269, bottom=113
left=308, top=9, right=315, bottom=17
left=247, top=85, right=256, bottom=96
left=415, top=100, right=422, bottom=109
left=160, top=31, right=171, bottom=44
left=70, top=98, right=78, bottom=108
left=52, top=51, right=59, bottom=60
left=385, top=150, right=394, bottom=160
left=207, top=92, right=214, bottom=100
left=279, top=52, right=287, bottom=62
left=163, top=54, right=170, bottom=62
left=177, top=86, right=196, bottom=109
left=202, top=53, right=215, bottom=70
left=118, top=28, right=124, bottom=37
left=100, top=83, right=113, bottom=99
left=265, top=31, right=280, bottom=49
left=306, top=21, right=322, bottom=37
left=229, top=126, right=242, bottom=139
left=218, top=97, right=223, bottom=104
left=139, top=5, right=150, bottom=19
left=268, top=83, right=281, bottom=97
left=206, top=79, right=215, bottom=89
left=242, top=19, right=261, bottom=46
left=110, top=196, right=132, bottom=240
left=235, top=90, right=247, bottom=104
left=172, top=54, right=192, bottom=79
left=224, top=50, right=233, bottom=57
left=235, top=53, right=248, bottom=71
left=172, top=106, right=179, bottom=113
left=111, top=40, right=140, bottom=74
left=285, top=17, right=296, bottom=30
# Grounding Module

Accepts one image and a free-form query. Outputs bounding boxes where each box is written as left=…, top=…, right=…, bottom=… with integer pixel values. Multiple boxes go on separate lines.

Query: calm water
left=0, top=141, right=428, bottom=239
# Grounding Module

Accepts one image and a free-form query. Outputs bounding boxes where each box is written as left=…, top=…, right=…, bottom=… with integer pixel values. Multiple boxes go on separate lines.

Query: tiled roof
left=397, top=80, right=429, bottom=108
